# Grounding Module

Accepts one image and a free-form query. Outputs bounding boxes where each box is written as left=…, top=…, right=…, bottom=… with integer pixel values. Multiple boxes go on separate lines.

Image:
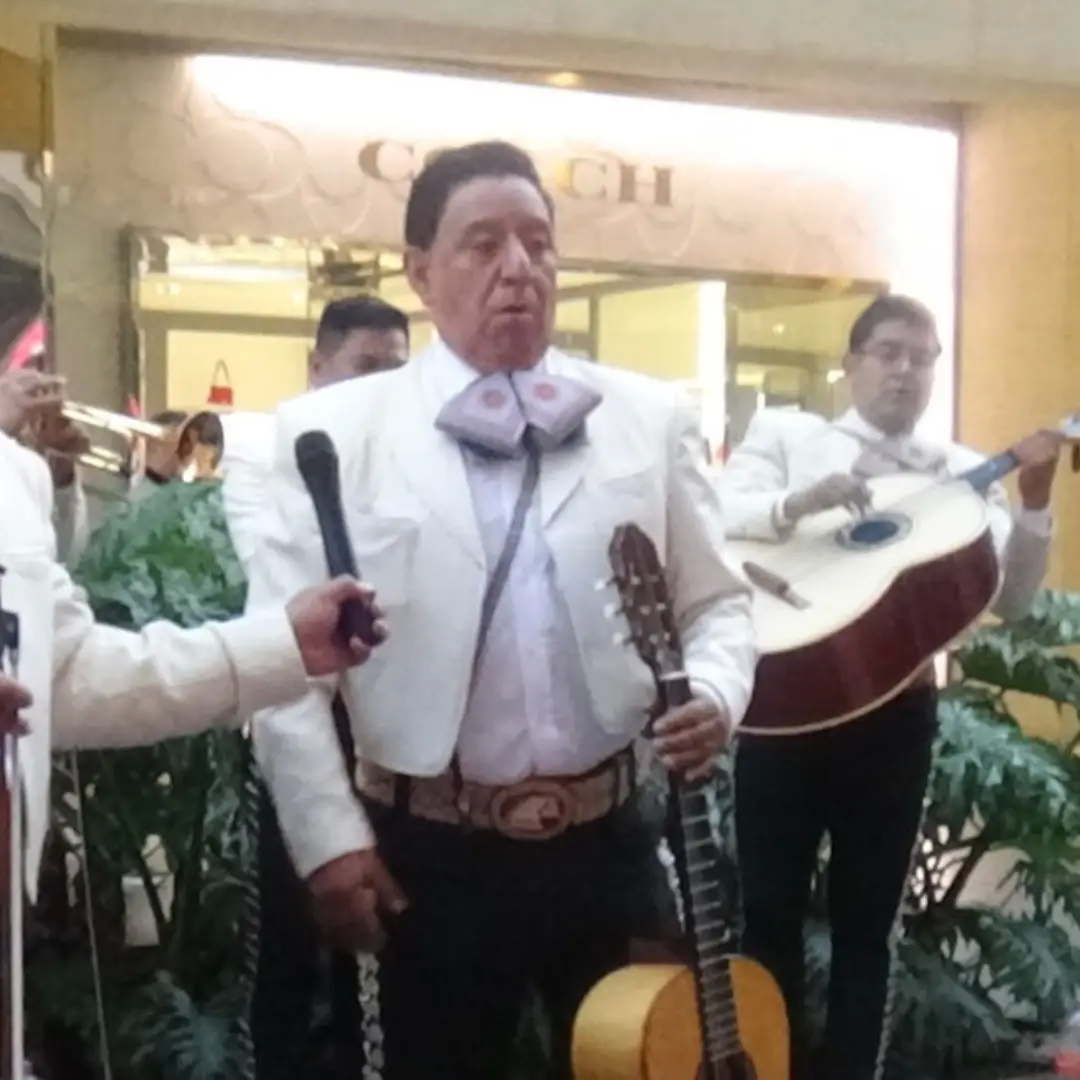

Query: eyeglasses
left=858, top=341, right=939, bottom=370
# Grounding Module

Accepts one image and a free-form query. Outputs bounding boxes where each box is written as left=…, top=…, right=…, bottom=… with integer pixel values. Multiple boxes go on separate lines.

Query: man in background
left=231, top=294, right=409, bottom=1080
left=0, top=364, right=91, bottom=563
left=221, top=295, right=410, bottom=570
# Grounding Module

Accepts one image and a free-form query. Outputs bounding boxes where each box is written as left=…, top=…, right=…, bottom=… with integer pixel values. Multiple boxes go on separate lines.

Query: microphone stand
left=0, top=567, right=24, bottom=1080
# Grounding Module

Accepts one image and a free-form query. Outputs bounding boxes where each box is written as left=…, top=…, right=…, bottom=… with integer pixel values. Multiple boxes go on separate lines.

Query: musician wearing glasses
left=716, top=294, right=1063, bottom=1080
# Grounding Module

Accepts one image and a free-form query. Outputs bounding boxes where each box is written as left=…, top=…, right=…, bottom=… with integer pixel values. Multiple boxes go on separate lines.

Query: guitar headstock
left=607, top=523, right=683, bottom=678
left=1062, top=413, right=1080, bottom=442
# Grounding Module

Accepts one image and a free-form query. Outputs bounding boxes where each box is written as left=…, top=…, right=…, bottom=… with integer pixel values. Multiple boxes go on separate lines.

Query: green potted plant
left=27, top=482, right=260, bottom=1080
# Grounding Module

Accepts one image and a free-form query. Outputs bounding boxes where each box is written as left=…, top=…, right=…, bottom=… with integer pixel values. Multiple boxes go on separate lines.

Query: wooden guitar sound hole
left=702, top=1050, right=757, bottom=1080
left=837, top=511, right=911, bottom=551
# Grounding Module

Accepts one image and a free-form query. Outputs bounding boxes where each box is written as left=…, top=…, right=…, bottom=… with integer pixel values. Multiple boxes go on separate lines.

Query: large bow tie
left=436, top=369, right=602, bottom=458
left=853, top=436, right=948, bottom=479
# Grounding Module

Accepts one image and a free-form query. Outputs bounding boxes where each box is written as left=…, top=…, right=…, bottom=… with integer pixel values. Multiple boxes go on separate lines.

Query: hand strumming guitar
left=782, top=472, right=871, bottom=524
left=307, top=848, right=408, bottom=953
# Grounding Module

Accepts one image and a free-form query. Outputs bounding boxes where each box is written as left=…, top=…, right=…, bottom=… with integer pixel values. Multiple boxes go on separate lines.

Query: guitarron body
left=573, top=959, right=788, bottom=1080
left=727, top=473, right=999, bottom=735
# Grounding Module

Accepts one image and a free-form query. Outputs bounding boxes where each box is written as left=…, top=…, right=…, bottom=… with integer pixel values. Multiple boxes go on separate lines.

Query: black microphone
left=294, top=430, right=379, bottom=647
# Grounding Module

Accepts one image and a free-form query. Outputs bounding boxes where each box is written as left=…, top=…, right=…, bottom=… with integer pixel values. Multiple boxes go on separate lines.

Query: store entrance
left=130, top=232, right=883, bottom=456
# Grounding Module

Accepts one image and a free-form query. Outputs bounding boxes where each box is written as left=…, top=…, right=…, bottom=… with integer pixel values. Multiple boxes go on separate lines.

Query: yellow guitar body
left=571, top=958, right=789, bottom=1080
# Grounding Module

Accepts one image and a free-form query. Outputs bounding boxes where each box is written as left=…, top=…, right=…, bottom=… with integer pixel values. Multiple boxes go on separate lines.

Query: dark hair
left=314, top=295, right=409, bottom=355
left=404, top=140, right=552, bottom=251
left=848, top=295, right=938, bottom=354
left=150, top=409, right=188, bottom=427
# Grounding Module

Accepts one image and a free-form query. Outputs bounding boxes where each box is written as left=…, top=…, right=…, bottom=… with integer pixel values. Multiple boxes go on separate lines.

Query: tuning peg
left=603, top=602, right=623, bottom=619
left=612, top=631, right=630, bottom=646
left=594, top=577, right=614, bottom=592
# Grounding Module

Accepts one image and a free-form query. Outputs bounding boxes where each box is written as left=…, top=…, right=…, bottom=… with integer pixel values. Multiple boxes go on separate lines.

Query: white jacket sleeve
left=247, top=411, right=374, bottom=880
left=666, top=394, right=757, bottom=730
left=715, top=411, right=798, bottom=541
left=992, top=509, right=1051, bottom=621
left=27, top=456, right=311, bottom=751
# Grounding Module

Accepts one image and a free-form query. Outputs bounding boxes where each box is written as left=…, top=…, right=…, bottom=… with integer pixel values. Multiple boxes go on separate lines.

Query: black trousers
left=734, top=687, right=937, bottom=1080
left=252, top=787, right=364, bottom=1080
left=368, top=794, right=672, bottom=1080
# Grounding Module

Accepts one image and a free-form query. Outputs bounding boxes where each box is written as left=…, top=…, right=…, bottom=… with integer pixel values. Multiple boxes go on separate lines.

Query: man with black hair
left=309, top=295, right=410, bottom=388
left=248, top=140, right=755, bottom=1080
left=221, top=295, right=409, bottom=571
left=718, top=294, right=1062, bottom=1080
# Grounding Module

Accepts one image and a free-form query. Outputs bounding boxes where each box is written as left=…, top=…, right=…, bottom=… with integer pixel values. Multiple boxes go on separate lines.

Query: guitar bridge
left=742, top=561, right=810, bottom=610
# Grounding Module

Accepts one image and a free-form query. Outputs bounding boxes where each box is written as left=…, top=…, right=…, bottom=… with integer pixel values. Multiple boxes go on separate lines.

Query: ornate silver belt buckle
left=489, top=779, right=576, bottom=840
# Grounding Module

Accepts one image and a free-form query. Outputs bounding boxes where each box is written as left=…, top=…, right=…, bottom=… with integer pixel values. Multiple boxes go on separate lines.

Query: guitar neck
left=959, top=448, right=1021, bottom=494
left=659, top=672, right=741, bottom=1067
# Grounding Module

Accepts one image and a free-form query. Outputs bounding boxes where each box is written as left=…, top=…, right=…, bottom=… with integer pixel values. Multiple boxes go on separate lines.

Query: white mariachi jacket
left=247, top=343, right=758, bottom=880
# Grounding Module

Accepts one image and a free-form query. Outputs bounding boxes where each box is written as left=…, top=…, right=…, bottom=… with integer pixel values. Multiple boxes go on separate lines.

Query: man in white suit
left=249, top=141, right=756, bottom=1080
left=716, top=294, right=1063, bottom=1080
left=0, top=415, right=385, bottom=900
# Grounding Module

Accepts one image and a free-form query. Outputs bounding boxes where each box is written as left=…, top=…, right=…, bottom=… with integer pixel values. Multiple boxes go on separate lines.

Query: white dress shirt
left=433, top=348, right=631, bottom=784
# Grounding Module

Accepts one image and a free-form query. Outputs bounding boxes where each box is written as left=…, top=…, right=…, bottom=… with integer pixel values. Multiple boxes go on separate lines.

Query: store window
left=130, top=231, right=882, bottom=457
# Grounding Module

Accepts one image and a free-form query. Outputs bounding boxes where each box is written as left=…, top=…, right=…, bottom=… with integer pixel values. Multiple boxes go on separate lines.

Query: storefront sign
left=358, top=139, right=674, bottom=207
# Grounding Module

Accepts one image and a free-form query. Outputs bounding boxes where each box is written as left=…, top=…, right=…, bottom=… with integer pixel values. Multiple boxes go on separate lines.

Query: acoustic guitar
left=727, top=417, right=1080, bottom=736
left=571, top=524, right=788, bottom=1080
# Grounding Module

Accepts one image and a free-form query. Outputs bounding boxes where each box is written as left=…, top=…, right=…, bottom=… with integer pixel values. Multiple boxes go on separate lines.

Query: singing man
left=247, top=140, right=756, bottom=1080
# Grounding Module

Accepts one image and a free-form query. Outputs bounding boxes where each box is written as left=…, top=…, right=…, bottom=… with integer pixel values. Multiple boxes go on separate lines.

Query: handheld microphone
left=294, top=430, right=379, bottom=647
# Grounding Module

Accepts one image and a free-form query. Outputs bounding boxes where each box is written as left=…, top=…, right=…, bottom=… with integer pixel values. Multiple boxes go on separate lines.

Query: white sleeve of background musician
left=713, top=410, right=794, bottom=541
left=666, top=393, right=758, bottom=731
left=247, top=408, right=375, bottom=880
left=992, top=510, right=1050, bottom=622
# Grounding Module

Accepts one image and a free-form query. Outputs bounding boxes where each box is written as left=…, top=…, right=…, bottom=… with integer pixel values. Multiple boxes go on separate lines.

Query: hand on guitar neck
left=0, top=677, right=29, bottom=738
left=1013, top=428, right=1068, bottom=510
left=782, top=472, right=871, bottom=525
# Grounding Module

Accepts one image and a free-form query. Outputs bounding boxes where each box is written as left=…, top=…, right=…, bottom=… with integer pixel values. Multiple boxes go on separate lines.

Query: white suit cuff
left=1017, top=506, right=1053, bottom=538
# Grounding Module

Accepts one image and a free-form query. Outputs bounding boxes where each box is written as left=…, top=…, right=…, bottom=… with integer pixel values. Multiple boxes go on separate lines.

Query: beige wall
left=959, top=105, right=1080, bottom=594
left=21, top=0, right=1080, bottom=109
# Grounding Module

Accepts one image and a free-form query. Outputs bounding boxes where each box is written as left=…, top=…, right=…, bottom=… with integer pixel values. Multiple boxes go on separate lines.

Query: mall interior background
left=0, top=0, right=1076, bottom=995
left=0, top=5, right=1077, bottom=607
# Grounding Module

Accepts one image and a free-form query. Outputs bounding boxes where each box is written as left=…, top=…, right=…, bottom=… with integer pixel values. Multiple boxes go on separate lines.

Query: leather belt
left=357, top=748, right=636, bottom=841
